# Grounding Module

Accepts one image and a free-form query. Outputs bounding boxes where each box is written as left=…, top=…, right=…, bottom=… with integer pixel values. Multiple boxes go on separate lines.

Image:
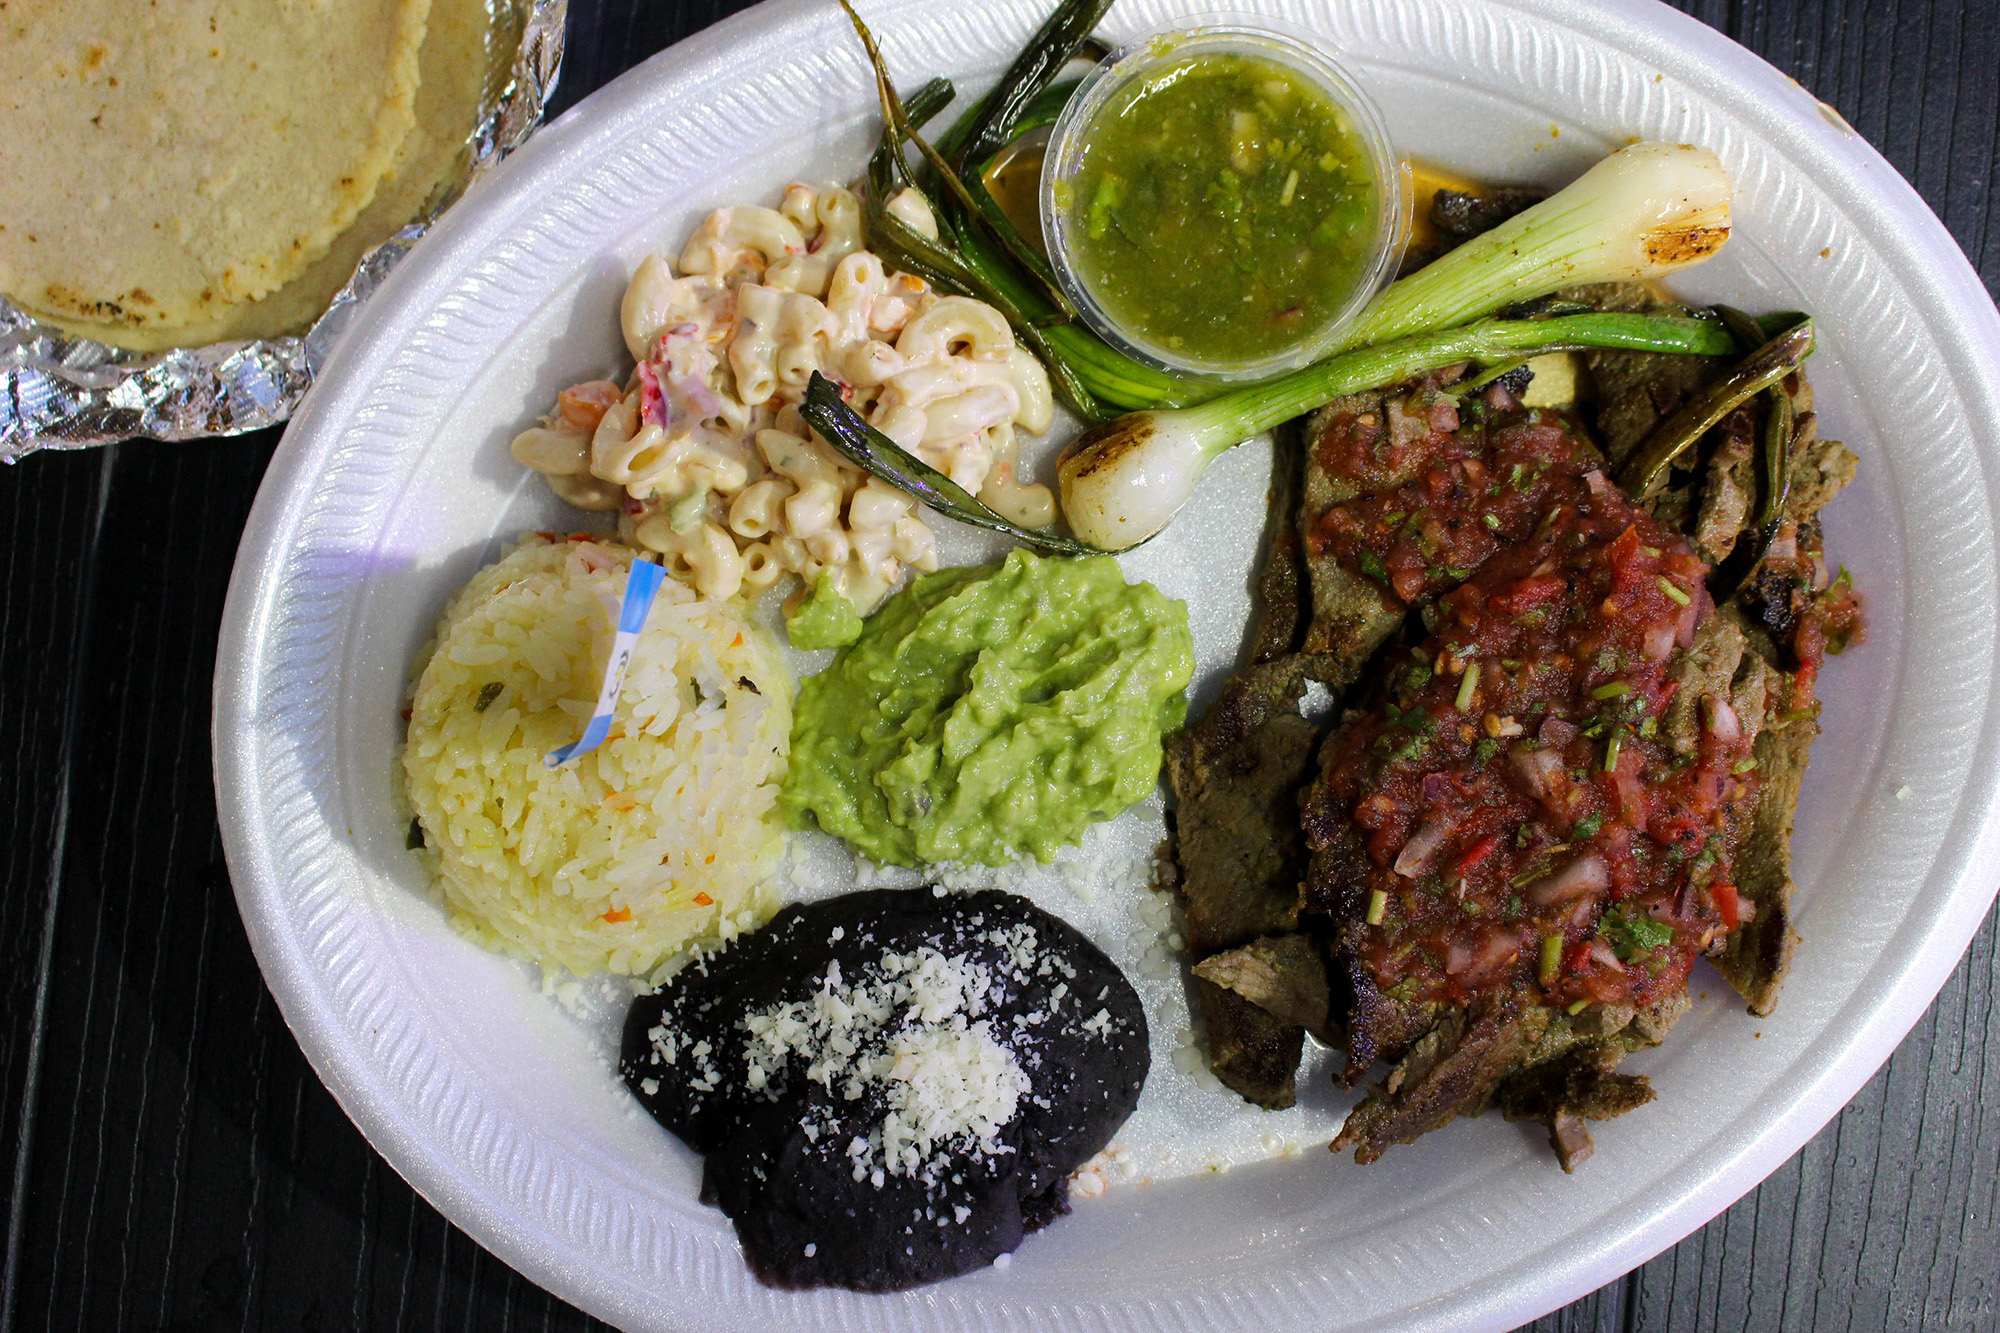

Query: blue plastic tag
left=544, top=556, right=668, bottom=767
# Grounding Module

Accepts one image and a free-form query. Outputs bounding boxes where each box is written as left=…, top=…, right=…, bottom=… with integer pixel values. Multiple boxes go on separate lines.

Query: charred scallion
left=1759, top=383, right=1797, bottom=527
left=801, top=373, right=1097, bottom=556
left=1618, top=317, right=1815, bottom=498
left=840, top=0, right=1184, bottom=421
left=1058, top=312, right=1743, bottom=550
left=1339, top=142, right=1735, bottom=352
left=839, top=1, right=1072, bottom=317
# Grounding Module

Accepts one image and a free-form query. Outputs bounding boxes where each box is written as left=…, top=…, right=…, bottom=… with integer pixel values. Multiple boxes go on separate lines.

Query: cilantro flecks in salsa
left=1309, top=390, right=1755, bottom=1015
left=1307, top=384, right=1617, bottom=607
left=1055, top=51, right=1382, bottom=367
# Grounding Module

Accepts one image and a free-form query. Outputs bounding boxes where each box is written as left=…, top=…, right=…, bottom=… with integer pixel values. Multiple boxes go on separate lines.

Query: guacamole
left=783, top=548, right=1194, bottom=867
left=786, top=571, right=864, bottom=650
left=1055, top=50, right=1383, bottom=368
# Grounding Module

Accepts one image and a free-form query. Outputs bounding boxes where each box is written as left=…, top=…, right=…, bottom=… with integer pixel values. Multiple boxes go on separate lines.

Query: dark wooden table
left=3, top=1, right=1994, bottom=1329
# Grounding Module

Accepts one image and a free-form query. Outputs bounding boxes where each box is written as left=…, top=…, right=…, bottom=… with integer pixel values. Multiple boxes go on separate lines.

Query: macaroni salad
left=511, top=184, right=1055, bottom=613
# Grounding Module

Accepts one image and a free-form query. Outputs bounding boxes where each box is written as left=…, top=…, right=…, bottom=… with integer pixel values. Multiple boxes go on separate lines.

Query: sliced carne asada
left=1165, top=425, right=1338, bottom=1108
left=1495, top=1041, right=1658, bottom=1171
left=1167, top=195, right=1860, bottom=1163
left=1310, top=452, right=1752, bottom=1020
left=1192, top=933, right=1336, bottom=1041
left=1305, top=311, right=1860, bottom=1164
left=1194, top=976, right=1308, bottom=1110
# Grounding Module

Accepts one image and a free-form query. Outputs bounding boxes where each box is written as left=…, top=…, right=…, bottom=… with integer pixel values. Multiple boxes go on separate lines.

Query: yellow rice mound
left=402, top=535, right=792, bottom=978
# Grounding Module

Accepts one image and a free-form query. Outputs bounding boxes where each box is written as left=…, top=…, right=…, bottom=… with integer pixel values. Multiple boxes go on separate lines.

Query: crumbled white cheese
left=1170, top=1027, right=1226, bottom=1092
left=731, top=944, right=1031, bottom=1188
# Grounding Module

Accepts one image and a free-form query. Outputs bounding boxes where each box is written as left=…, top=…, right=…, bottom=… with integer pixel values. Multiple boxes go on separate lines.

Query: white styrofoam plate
left=211, top=0, right=2000, bottom=1328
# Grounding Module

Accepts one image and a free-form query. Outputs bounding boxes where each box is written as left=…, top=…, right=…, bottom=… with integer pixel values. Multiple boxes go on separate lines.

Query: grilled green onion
left=1338, top=141, right=1732, bottom=352
left=1759, top=385, right=1797, bottom=527
left=1620, top=317, right=1815, bottom=497
left=801, top=373, right=1096, bottom=555
left=1366, top=889, right=1388, bottom=926
left=1591, top=681, right=1631, bottom=700
left=1602, top=727, right=1624, bottom=773
left=1658, top=576, right=1692, bottom=606
left=838, top=0, right=1073, bottom=317
left=1059, top=312, right=1739, bottom=550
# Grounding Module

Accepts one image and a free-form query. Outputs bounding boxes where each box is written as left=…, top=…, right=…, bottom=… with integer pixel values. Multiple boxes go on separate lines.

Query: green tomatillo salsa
left=1054, top=48, right=1385, bottom=369
left=782, top=548, right=1195, bottom=867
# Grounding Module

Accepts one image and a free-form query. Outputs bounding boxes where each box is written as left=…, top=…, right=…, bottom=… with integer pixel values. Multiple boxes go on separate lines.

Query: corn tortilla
left=79, top=0, right=502, bottom=350
left=0, top=0, right=432, bottom=347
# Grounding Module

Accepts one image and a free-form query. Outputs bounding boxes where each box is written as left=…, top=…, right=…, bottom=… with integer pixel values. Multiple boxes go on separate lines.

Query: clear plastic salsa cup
left=1041, top=19, right=1402, bottom=383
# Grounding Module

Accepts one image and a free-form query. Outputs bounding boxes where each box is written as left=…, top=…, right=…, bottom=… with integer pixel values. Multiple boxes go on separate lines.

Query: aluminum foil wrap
left=0, top=0, right=568, bottom=463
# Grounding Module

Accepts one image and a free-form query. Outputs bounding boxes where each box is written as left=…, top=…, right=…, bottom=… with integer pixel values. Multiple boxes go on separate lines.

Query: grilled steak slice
left=1398, top=184, right=1549, bottom=276
left=1169, top=657, right=1318, bottom=957
left=1166, top=426, right=1343, bottom=1106
left=1195, top=977, right=1308, bottom=1109
left=1692, top=405, right=1760, bottom=564
left=1193, top=933, right=1335, bottom=1041
left=1713, top=706, right=1813, bottom=1014
left=1249, top=419, right=1316, bottom=665
left=1340, top=987, right=1688, bottom=1170
left=1298, top=385, right=1414, bottom=666
left=1496, top=1044, right=1656, bottom=1171
left=1331, top=997, right=1548, bottom=1164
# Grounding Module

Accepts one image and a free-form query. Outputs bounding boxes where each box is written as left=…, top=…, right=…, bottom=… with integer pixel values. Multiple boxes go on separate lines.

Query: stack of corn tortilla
left=0, top=0, right=498, bottom=350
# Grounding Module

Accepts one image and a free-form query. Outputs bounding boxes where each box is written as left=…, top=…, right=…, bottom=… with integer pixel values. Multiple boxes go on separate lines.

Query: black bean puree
left=621, top=888, right=1148, bottom=1292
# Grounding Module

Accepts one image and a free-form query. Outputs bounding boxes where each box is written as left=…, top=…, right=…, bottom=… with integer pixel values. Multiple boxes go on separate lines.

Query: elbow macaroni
left=509, top=183, right=1056, bottom=610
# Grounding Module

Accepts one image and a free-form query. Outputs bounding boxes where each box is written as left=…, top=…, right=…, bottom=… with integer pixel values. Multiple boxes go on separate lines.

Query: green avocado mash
left=783, top=548, right=1194, bottom=867
left=785, top=570, right=864, bottom=650
left=1056, top=50, right=1383, bottom=367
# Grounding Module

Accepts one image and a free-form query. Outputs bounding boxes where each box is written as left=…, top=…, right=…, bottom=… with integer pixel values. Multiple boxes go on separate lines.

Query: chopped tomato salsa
left=1308, top=395, right=1620, bottom=608
left=1740, top=516, right=1867, bottom=714
left=1316, top=403, right=1757, bottom=1012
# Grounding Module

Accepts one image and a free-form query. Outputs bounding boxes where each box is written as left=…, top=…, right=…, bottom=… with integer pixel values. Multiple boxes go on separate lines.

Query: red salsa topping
left=1308, top=397, right=1620, bottom=608
left=1745, top=515, right=1867, bottom=714
left=1316, top=397, right=1758, bottom=1012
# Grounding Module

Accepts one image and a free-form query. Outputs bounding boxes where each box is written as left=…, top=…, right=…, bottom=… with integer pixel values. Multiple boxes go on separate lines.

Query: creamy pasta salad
left=511, top=184, right=1054, bottom=613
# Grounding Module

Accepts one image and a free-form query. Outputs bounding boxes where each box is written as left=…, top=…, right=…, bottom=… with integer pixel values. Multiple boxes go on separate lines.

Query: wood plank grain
left=0, top=447, right=116, bottom=1332
left=0, top=1, right=1991, bottom=1331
